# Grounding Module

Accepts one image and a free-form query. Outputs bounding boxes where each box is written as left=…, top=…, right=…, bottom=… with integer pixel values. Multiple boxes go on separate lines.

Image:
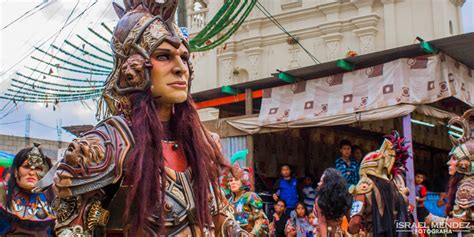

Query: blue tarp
left=0, top=151, right=14, bottom=160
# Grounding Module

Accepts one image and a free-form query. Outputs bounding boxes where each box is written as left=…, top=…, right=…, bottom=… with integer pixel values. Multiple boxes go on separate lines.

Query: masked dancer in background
left=0, top=144, right=54, bottom=236
left=222, top=154, right=269, bottom=236
left=425, top=109, right=474, bottom=235
left=348, top=131, right=410, bottom=237
left=34, top=1, right=246, bottom=236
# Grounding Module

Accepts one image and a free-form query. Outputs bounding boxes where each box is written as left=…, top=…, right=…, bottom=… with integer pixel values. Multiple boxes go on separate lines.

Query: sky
left=0, top=0, right=473, bottom=142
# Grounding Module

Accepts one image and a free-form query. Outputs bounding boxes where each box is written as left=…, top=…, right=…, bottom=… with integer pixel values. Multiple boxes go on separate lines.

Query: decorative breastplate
left=0, top=188, right=55, bottom=235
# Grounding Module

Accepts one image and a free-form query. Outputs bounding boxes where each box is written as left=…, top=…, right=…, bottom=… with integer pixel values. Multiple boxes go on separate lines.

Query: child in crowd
left=335, top=140, right=359, bottom=187
left=285, top=202, right=313, bottom=237
left=415, top=171, right=429, bottom=222
left=302, top=176, right=316, bottom=212
left=273, top=164, right=298, bottom=214
left=308, top=212, right=319, bottom=237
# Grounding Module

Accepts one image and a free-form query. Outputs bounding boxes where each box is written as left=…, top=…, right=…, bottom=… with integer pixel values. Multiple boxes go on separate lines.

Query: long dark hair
left=445, top=173, right=464, bottom=216
left=124, top=91, right=231, bottom=234
left=4, top=147, right=53, bottom=207
left=316, top=168, right=352, bottom=220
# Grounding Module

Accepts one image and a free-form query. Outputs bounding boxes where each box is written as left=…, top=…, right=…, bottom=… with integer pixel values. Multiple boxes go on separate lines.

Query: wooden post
left=402, top=114, right=418, bottom=224
left=245, top=89, right=255, bottom=190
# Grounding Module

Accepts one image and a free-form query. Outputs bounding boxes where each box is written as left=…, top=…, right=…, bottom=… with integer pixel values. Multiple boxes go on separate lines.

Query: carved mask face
left=449, top=142, right=474, bottom=175
left=359, top=140, right=395, bottom=180
left=150, top=42, right=190, bottom=105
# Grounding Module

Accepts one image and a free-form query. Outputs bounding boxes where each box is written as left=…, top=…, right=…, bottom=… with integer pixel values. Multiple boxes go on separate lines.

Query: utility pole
left=25, top=114, right=31, bottom=146
left=57, top=119, right=62, bottom=148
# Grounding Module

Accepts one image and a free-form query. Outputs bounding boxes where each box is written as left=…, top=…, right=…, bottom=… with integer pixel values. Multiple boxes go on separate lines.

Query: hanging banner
left=259, top=54, right=473, bottom=126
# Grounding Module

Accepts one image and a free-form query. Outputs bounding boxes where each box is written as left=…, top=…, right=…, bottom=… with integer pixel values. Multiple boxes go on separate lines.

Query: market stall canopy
left=192, top=32, right=474, bottom=103
left=192, top=33, right=474, bottom=134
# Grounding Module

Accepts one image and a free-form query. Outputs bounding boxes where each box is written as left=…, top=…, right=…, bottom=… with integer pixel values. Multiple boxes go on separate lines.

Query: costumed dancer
left=0, top=144, right=55, bottom=236
left=33, top=1, right=246, bottom=236
left=347, top=131, right=411, bottom=237
left=313, top=168, right=352, bottom=237
left=425, top=109, right=474, bottom=235
left=222, top=150, right=269, bottom=236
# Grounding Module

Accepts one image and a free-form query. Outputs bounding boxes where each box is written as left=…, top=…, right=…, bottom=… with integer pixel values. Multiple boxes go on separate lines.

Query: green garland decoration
left=50, top=45, right=113, bottom=70
left=34, top=47, right=111, bottom=73
left=25, top=67, right=105, bottom=83
left=76, top=34, right=113, bottom=57
left=7, top=88, right=101, bottom=97
left=88, top=27, right=110, bottom=44
left=30, top=56, right=110, bottom=76
left=101, top=22, right=113, bottom=35
left=11, top=79, right=104, bottom=93
left=4, top=92, right=101, bottom=101
left=189, top=0, right=256, bottom=52
left=15, top=73, right=103, bottom=89
left=0, top=95, right=99, bottom=103
left=64, top=40, right=113, bottom=64
left=190, top=0, right=239, bottom=46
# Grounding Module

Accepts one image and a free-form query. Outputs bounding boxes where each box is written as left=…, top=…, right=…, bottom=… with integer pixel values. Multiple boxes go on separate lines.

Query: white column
left=381, top=0, right=397, bottom=48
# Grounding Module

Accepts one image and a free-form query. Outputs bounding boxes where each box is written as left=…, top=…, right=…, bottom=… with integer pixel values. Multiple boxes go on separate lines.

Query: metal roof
left=192, top=32, right=474, bottom=103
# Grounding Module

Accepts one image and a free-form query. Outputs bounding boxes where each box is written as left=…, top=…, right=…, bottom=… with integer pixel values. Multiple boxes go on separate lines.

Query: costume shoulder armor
left=55, top=116, right=134, bottom=198
left=349, top=175, right=374, bottom=195
left=454, top=176, right=474, bottom=210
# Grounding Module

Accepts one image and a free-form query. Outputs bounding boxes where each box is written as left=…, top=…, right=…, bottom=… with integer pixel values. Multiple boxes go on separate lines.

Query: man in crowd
left=335, top=139, right=359, bottom=187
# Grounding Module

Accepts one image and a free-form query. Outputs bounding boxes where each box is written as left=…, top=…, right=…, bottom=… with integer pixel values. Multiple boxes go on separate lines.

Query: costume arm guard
left=52, top=116, right=134, bottom=236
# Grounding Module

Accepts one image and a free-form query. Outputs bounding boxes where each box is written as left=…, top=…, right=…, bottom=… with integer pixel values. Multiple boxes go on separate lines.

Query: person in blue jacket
left=273, top=164, right=299, bottom=215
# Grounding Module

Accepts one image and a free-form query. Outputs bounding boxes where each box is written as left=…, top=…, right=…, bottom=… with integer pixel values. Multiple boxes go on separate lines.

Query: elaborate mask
left=359, top=131, right=409, bottom=181
left=448, top=109, right=474, bottom=175
left=98, top=0, right=193, bottom=119
left=359, top=139, right=395, bottom=180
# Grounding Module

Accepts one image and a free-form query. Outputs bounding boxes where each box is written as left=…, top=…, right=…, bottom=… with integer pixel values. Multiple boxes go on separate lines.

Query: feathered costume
left=348, top=131, right=410, bottom=237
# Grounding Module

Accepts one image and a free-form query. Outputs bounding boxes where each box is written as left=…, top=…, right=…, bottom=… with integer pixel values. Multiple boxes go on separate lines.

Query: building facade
left=0, top=134, right=69, bottom=161
left=187, top=0, right=465, bottom=94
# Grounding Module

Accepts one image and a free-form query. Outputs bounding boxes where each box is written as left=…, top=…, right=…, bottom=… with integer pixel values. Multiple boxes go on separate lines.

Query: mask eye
left=156, top=54, right=170, bottom=61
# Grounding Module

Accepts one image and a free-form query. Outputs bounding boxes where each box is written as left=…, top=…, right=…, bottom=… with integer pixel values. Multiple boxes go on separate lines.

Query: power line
left=31, top=119, right=57, bottom=130
left=1, top=0, right=49, bottom=30
left=0, top=1, right=98, bottom=117
left=0, top=119, right=25, bottom=126
left=255, top=1, right=321, bottom=64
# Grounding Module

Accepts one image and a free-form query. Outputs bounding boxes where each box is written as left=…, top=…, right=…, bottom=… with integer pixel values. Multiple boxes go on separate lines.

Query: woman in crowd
left=0, top=144, right=55, bottom=236
left=314, top=168, right=352, bottom=237
left=285, top=202, right=314, bottom=237
left=228, top=167, right=269, bottom=236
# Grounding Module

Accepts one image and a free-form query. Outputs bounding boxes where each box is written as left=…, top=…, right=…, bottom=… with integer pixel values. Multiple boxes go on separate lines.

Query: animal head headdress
left=448, top=109, right=474, bottom=175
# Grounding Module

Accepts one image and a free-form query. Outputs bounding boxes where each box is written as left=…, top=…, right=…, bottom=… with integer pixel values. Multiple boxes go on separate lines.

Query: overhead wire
left=1, top=0, right=49, bottom=30
left=1, top=1, right=98, bottom=117
left=1, top=0, right=81, bottom=113
left=255, top=1, right=321, bottom=64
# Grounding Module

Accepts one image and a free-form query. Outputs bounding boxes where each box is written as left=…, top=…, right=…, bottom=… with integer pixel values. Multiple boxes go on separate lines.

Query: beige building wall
left=187, top=0, right=465, bottom=94
left=0, top=135, right=69, bottom=161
